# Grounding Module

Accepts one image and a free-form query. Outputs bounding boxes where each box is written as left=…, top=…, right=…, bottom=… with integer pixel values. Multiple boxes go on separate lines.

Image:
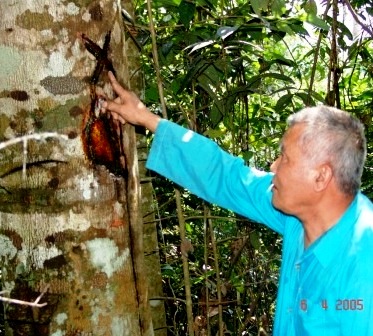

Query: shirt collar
left=305, top=194, right=361, bottom=268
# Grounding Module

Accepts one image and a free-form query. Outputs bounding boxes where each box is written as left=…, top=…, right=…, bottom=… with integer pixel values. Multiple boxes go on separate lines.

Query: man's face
left=270, top=124, right=317, bottom=216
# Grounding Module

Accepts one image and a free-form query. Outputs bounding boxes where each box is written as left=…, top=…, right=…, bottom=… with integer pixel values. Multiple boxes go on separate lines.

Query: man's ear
left=314, top=163, right=333, bottom=192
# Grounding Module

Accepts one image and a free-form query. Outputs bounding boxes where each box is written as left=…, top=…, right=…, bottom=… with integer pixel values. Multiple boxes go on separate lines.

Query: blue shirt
left=146, top=119, right=373, bottom=335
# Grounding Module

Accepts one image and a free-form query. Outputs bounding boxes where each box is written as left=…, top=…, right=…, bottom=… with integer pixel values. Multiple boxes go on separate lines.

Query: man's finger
left=108, top=71, right=130, bottom=99
left=103, top=100, right=122, bottom=114
left=113, top=96, right=122, bottom=104
left=111, top=112, right=126, bottom=124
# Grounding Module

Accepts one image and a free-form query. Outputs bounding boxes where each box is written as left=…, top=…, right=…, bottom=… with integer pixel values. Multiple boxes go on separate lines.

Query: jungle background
left=0, top=0, right=372, bottom=335
left=130, top=0, right=373, bottom=334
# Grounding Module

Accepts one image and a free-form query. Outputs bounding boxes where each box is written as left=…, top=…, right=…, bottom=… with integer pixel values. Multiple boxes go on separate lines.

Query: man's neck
left=301, top=193, right=354, bottom=248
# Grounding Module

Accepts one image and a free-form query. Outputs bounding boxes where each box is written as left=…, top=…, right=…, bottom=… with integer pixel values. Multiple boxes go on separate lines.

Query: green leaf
left=177, top=58, right=210, bottom=93
left=202, top=63, right=223, bottom=84
left=161, top=264, right=175, bottom=276
left=145, top=86, right=159, bottom=103
left=271, top=0, right=287, bottom=17
left=247, top=73, right=295, bottom=88
left=234, top=282, right=245, bottom=293
left=204, top=128, right=225, bottom=138
left=196, top=0, right=217, bottom=10
left=161, top=41, right=174, bottom=57
left=210, top=101, right=224, bottom=126
left=242, top=150, right=254, bottom=161
left=197, top=73, right=219, bottom=94
left=185, top=222, right=193, bottom=233
left=337, top=20, right=353, bottom=41
left=289, top=22, right=309, bottom=36
left=303, top=0, right=317, bottom=16
left=305, top=13, right=329, bottom=31
left=250, top=0, right=269, bottom=16
left=295, top=92, right=315, bottom=105
left=153, top=0, right=181, bottom=7
left=276, top=21, right=295, bottom=35
left=179, top=0, right=196, bottom=28
left=357, top=90, right=373, bottom=100
left=250, top=231, right=261, bottom=250
left=170, top=80, right=181, bottom=96
left=271, top=55, right=296, bottom=67
left=264, top=73, right=295, bottom=83
left=275, top=93, right=293, bottom=110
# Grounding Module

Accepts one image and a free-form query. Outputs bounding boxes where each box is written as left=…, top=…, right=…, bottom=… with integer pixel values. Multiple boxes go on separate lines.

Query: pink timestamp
left=300, top=299, right=364, bottom=311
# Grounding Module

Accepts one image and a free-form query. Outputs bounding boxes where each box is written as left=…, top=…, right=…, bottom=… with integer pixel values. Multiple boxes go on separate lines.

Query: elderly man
left=102, top=72, right=373, bottom=335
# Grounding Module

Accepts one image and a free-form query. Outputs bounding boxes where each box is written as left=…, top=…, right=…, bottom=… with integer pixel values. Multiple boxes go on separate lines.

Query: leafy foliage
left=131, top=0, right=373, bottom=334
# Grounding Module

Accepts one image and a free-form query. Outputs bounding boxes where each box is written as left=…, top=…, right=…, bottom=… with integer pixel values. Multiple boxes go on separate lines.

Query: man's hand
left=102, top=72, right=161, bottom=132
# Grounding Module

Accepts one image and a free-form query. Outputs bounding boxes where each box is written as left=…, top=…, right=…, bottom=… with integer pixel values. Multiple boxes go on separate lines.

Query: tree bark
left=0, top=0, right=158, bottom=334
left=138, top=133, right=167, bottom=336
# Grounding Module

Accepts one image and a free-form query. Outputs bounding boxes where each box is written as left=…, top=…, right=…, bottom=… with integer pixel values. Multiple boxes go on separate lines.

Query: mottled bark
left=121, top=0, right=167, bottom=332
left=0, top=0, right=158, bottom=335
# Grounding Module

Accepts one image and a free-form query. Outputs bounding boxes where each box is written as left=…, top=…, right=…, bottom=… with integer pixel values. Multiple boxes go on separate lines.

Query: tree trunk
left=138, top=133, right=167, bottom=336
left=0, top=1, right=159, bottom=335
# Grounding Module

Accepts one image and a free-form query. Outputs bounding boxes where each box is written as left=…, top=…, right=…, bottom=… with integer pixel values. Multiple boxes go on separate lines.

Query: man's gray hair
left=287, top=105, right=366, bottom=196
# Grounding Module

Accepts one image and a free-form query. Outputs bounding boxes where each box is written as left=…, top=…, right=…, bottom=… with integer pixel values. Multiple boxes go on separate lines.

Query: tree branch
left=0, top=132, right=68, bottom=180
left=0, top=285, right=49, bottom=308
left=341, top=0, right=373, bottom=38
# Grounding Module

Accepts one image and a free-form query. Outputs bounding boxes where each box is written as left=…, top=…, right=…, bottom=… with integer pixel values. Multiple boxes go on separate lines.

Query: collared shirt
left=146, top=119, right=373, bottom=335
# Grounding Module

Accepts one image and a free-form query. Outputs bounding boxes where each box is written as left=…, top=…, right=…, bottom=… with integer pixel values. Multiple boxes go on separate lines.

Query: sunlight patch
left=182, top=130, right=194, bottom=143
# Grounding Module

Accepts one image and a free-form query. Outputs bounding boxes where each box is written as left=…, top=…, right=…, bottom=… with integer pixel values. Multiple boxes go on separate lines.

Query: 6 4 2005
left=335, top=299, right=364, bottom=311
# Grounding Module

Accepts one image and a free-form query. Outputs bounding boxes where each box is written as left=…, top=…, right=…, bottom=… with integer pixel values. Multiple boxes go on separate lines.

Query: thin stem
left=0, top=285, right=49, bottom=308
left=146, top=0, right=168, bottom=119
left=0, top=132, right=68, bottom=151
left=203, top=206, right=211, bottom=336
left=175, top=189, right=194, bottom=336
left=307, top=2, right=332, bottom=105
left=206, top=207, right=224, bottom=336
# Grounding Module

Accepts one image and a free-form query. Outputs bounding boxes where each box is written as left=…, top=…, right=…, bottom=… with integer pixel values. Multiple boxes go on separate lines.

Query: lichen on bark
left=0, top=0, right=157, bottom=335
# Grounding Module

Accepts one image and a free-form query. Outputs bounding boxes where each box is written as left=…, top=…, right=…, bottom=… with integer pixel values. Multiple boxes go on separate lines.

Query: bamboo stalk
left=206, top=206, right=224, bottom=336
left=203, top=206, right=211, bottom=336
left=146, top=0, right=168, bottom=118
left=175, top=188, right=195, bottom=336
left=307, top=1, right=331, bottom=105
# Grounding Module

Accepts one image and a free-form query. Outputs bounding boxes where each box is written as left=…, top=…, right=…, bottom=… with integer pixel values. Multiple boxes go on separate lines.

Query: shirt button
left=295, top=264, right=300, bottom=270
left=287, top=307, right=293, bottom=313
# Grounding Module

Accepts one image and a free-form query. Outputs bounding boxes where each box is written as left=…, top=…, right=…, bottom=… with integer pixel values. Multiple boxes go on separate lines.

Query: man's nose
left=270, top=157, right=279, bottom=173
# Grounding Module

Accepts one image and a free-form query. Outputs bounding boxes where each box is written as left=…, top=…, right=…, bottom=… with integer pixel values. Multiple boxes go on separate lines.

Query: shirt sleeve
left=146, top=119, right=286, bottom=234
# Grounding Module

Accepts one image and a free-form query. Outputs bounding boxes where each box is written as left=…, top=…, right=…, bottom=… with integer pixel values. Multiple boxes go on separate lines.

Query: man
left=102, top=72, right=373, bottom=335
